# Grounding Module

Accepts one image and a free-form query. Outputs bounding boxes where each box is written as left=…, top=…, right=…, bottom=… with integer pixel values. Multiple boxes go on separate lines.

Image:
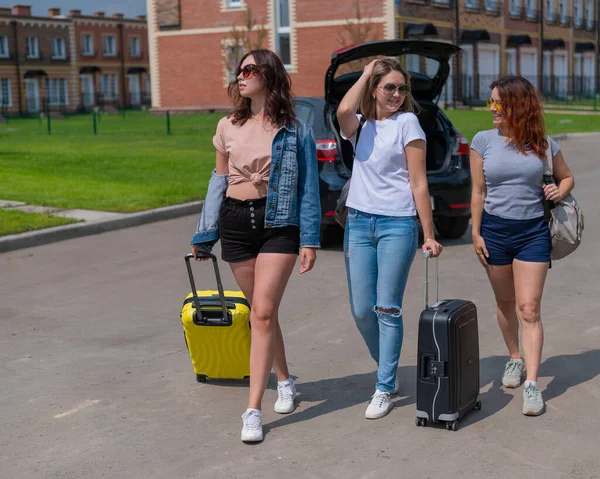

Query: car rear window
left=334, top=54, right=442, bottom=81
left=295, top=102, right=314, bottom=125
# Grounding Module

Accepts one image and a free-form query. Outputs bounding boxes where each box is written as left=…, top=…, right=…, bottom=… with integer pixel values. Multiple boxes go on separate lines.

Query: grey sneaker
left=523, top=383, right=545, bottom=416
left=502, top=359, right=525, bottom=388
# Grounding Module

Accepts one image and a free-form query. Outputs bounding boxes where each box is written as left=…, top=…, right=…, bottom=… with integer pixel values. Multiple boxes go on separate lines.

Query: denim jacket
left=191, top=117, right=321, bottom=250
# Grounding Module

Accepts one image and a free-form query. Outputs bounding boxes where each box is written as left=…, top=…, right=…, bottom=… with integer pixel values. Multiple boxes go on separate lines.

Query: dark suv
left=297, top=40, right=472, bottom=242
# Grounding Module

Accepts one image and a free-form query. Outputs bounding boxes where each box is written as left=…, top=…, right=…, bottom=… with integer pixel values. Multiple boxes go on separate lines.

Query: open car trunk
left=324, top=40, right=460, bottom=173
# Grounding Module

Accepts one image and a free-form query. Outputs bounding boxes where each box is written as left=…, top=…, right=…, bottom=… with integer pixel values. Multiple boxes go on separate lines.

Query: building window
left=82, top=34, right=94, bottom=56
left=526, top=0, right=536, bottom=18
left=52, top=38, right=67, bottom=59
left=130, top=37, right=141, bottom=57
left=104, top=36, right=117, bottom=57
left=546, top=0, right=555, bottom=20
left=485, top=0, right=499, bottom=12
left=509, top=0, right=521, bottom=15
left=225, top=0, right=242, bottom=7
left=46, top=78, right=69, bottom=106
left=559, top=0, right=568, bottom=23
left=101, top=74, right=119, bottom=101
left=226, top=44, right=244, bottom=82
left=574, top=0, right=583, bottom=26
left=0, top=78, right=11, bottom=107
left=0, top=36, right=9, bottom=58
left=433, top=0, right=451, bottom=4
left=585, top=0, right=593, bottom=28
left=26, top=36, right=39, bottom=59
left=275, top=0, right=291, bottom=67
left=465, top=0, right=478, bottom=9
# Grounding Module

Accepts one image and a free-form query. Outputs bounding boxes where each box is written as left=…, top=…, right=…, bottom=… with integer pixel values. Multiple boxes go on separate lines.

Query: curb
left=552, top=132, right=600, bottom=140
left=0, top=201, right=203, bottom=254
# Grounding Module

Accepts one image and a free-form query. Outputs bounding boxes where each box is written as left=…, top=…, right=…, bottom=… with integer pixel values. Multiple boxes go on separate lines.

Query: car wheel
left=434, top=216, right=470, bottom=239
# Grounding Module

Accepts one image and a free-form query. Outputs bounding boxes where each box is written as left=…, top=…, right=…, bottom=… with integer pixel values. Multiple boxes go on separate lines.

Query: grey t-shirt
left=471, top=129, right=560, bottom=220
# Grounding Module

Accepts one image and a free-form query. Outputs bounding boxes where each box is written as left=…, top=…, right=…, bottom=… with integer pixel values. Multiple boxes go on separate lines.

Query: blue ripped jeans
left=344, top=208, right=418, bottom=393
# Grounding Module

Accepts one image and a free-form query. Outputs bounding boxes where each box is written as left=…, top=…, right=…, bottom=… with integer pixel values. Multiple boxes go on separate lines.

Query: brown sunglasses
left=237, top=64, right=260, bottom=79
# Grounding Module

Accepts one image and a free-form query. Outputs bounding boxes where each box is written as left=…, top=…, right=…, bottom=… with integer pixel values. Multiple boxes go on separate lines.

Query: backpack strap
left=542, top=134, right=554, bottom=177
left=354, top=117, right=367, bottom=156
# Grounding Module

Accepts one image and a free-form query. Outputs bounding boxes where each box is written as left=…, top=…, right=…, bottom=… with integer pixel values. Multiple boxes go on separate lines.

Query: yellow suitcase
left=182, top=253, right=251, bottom=383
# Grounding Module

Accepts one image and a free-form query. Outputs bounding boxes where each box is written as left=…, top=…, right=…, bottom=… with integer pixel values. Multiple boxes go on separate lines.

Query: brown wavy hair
left=227, top=49, right=295, bottom=128
left=490, top=76, right=548, bottom=158
left=360, top=57, right=417, bottom=120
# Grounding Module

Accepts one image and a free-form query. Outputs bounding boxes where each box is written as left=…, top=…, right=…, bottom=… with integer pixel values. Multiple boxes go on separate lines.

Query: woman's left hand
left=422, top=238, right=443, bottom=258
left=299, top=247, right=317, bottom=274
left=543, top=183, right=561, bottom=202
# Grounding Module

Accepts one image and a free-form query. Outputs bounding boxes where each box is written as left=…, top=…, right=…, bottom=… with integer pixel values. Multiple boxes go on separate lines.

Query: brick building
left=0, top=5, right=149, bottom=116
left=147, top=0, right=599, bottom=110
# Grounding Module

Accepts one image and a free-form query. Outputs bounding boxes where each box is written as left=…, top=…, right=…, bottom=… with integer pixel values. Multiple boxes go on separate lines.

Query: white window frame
left=82, top=34, right=94, bottom=56
left=526, top=0, right=536, bottom=18
left=46, top=78, right=69, bottom=106
left=519, top=47, right=538, bottom=86
left=0, top=78, right=12, bottom=107
left=275, top=0, right=292, bottom=69
left=585, top=0, right=593, bottom=28
left=103, top=35, right=117, bottom=57
left=0, top=35, right=9, bottom=58
left=574, top=0, right=583, bottom=26
left=52, top=38, right=67, bottom=59
left=26, top=36, right=39, bottom=59
left=506, top=48, right=517, bottom=75
left=101, top=74, right=119, bottom=101
left=226, top=0, right=242, bottom=7
left=130, top=37, right=141, bottom=57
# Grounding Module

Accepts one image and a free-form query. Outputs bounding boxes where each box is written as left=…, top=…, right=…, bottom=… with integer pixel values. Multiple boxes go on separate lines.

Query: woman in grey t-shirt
left=470, top=76, right=575, bottom=416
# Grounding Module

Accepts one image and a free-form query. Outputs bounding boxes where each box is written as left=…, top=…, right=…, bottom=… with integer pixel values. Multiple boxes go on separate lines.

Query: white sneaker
left=393, top=376, right=400, bottom=395
left=274, top=378, right=297, bottom=414
left=241, top=409, right=263, bottom=442
left=365, top=390, right=394, bottom=419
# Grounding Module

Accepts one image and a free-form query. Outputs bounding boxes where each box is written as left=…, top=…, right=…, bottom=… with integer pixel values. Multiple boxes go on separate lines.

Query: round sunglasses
left=486, top=98, right=503, bottom=110
left=379, top=83, right=411, bottom=96
left=237, top=64, right=260, bottom=80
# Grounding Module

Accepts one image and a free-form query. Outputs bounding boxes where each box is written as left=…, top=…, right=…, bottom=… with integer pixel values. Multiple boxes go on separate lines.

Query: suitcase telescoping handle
left=184, top=253, right=229, bottom=323
left=423, top=250, right=439, bottom=309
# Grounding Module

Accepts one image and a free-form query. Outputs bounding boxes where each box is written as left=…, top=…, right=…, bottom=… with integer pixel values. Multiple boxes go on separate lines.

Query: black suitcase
left=415, top=251, right=481, bottom=431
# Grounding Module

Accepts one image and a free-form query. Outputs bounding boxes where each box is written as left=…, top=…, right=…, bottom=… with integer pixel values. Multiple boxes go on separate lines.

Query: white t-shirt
left=341, top=111, right=426, bottom=217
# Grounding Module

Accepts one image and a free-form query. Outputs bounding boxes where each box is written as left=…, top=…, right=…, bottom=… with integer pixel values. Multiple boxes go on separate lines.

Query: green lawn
left=0, top=209, right=79, bottom=236
left=1, top=109, right=598, bottom=218
left=445, top=109, right=600, bottom=142
left=0, top=111, right=219, bottom=212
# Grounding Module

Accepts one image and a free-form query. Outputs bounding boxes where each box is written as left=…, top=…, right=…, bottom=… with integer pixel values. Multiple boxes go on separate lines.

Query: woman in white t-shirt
left=337, top=58, right=443, bottom=420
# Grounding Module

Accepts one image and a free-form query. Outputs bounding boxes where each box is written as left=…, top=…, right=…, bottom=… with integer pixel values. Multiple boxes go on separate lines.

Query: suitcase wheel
left=196, top=374, right=208, bottom=383
left=415, top=417, right=427, bottom=427
left=445, top=420, right=459, bottom=431
left=473, top=400, right=482, bottom=411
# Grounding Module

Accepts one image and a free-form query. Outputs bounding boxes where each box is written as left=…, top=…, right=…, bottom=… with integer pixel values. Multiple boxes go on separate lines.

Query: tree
left=336, top=1, right=378, bottom=75
left=223, top=8, right=268, bottom=83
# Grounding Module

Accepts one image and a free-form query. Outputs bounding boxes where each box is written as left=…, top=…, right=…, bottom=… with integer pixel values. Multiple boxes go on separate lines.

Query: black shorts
left=219, top=196, right=300, bottom=263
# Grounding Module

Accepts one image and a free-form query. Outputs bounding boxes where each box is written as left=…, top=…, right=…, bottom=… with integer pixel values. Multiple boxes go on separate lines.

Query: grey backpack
left=542, top=137, right=584, bottom=260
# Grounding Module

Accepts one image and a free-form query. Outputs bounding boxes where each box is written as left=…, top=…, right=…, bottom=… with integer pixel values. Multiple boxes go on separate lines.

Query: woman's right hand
left=362, top=59, right=379, bottom=78
left=472, top=234, right=489, bottom=267
left=192, top=245, right=211, bottom=261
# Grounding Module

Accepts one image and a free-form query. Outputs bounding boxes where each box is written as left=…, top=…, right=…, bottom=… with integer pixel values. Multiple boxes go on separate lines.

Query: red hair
left=490, top=76, right=548, bottom=158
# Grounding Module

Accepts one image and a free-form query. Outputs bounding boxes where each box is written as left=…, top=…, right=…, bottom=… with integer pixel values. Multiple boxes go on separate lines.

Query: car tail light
left=454, top=133, right=470, bottom=169
left=324, top=211, right=336, bottom=217
left=316, top=139, right=338, bottom=162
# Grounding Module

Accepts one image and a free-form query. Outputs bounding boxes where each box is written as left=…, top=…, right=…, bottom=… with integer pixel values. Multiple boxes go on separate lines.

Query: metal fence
left=438, top=74, right=599, bottom=108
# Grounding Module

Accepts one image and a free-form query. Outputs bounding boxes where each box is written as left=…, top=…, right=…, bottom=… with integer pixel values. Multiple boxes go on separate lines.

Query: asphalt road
left=1, top=137, right=598, bottom=479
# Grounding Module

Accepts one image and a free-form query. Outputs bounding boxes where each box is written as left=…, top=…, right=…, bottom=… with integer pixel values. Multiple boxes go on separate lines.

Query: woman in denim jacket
left=337, top=58, right=443, bottom=420
left=190, top=49, right=321, bottom=443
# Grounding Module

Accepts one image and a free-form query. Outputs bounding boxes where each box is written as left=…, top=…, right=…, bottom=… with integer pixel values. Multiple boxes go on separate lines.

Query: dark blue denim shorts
left=481, top=211, right=551, bottom=266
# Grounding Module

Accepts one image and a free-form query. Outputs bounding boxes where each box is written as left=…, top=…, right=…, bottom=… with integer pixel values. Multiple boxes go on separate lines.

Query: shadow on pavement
left=263, top=365, right=417, bottom=435
left=263, top=350, right=600, bottom=434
